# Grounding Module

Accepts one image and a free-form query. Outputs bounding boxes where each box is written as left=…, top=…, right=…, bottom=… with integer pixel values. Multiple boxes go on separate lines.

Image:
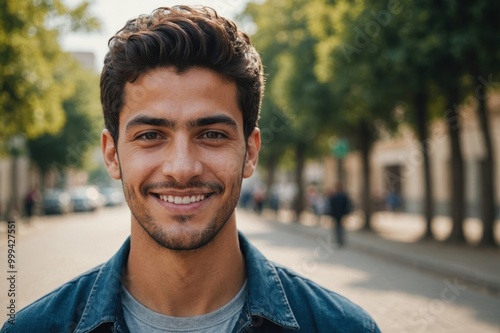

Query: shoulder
left=274, top=264, right=380, bottom=333
left=1, top=265, right=102, bottom=333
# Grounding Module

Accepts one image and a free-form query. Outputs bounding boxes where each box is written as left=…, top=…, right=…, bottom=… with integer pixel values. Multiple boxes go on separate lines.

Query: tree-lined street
left=0, top=1, right=499, bottom=331
left=244, top=0, right=500, bottom=245
left=1, top=208, right=499, bottom=332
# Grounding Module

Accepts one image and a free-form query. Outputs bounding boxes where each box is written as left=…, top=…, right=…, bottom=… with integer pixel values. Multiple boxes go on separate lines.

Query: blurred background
left=1, top=0, right=499, bottom=245
left=1, top=1, right=500, bottom=332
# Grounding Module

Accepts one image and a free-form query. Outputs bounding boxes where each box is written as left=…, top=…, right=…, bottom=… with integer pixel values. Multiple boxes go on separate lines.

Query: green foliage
left=27, top=57, right=102, bottom=174
left=243, top=0, right=333, bottom=164
left=306, top=0, right=402, bottom=149
left=0, top=0, right=100, bottom=147
left=243, top=0, right=499, bottom=231
left=246, top=0, right=499, bottom=157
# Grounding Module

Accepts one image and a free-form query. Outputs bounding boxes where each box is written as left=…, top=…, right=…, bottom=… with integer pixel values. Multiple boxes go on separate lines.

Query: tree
left=411, top=1, right=500, bottom=246
left=306, top=0, right=400, bottom=230
left=460, top=1, right=500, bottom=247
left=243, top=0, right=333, bottom=219
left=349, top=0, right=440, bottom=239
left=257, top=98, right=292, bottom=193
left=0, top=0, right=99, bottom=146
left=27, top=58, right=102, bottom=190
left=308, top=0, right=500, bottom=243
left=408, top=1, right=486, bottom=244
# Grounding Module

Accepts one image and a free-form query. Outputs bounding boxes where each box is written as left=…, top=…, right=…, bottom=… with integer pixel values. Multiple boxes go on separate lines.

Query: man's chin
left=152, top=234, right=215, bottom=251
left=147, top=223, right=220, bottom=251
left=171, top=214, right=195, bottom=223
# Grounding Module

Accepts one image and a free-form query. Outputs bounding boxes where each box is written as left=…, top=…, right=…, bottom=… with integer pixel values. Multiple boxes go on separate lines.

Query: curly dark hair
left=100, top=5, right=264, bottom=144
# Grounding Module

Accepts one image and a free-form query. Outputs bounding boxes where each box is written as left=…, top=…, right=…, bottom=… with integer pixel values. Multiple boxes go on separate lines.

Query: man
left=328, top=183, right=352, bottom=247
left=23, top=185, right=39, bottom=223
left=2, top=6, right=380, bottom=332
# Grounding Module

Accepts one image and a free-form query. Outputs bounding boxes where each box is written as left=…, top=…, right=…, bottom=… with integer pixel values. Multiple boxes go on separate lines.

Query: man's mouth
left=145, top=181, right=222, bottom=206
left=155, top=194, right=206, bottom=205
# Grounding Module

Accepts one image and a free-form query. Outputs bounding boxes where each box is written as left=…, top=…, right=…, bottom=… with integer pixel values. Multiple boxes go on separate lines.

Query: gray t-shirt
left=121, top=281, right=247, bottom=332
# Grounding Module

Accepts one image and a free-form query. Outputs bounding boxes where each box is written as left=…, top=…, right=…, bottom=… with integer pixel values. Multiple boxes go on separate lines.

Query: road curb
left=349, top=235, right=500, bottom=294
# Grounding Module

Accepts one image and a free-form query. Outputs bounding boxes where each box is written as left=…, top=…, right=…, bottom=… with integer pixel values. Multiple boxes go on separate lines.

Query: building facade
left=328, top=94, right=500, bottom=217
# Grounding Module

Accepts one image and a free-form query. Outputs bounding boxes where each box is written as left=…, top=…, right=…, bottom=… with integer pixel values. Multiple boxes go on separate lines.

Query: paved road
left=1, top=206, right=499, bottom=332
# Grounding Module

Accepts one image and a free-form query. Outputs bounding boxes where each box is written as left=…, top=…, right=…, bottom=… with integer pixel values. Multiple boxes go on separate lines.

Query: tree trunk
left=414, top=87, right=435, bottom=240
left=358, top=121, right=373, bottom=231
left=39, top=169, right=47, bottom=195
left=445, top=87, right=466, bottom=243
left=466, top=52, right=497, bottom=247
left=264, top=154, right=278, bottom=193
left=475, top=82, right=498, bottom=247
left=55, top=165, right=67, bottom=189
left=292, top=143, right=306, bottom=221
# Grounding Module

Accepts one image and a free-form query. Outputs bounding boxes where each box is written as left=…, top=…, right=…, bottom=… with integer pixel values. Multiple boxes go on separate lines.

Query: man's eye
left=138, top=132, right=159, bottom=141
left=202, top=131, right=226, bottom=140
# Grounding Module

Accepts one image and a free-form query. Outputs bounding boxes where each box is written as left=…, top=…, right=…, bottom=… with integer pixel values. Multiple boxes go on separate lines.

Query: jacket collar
left=239, top=233, right=299, bottom=330
left=74, top=233, right=299, bottom=332
left=74, top=238, right=130, bottom=333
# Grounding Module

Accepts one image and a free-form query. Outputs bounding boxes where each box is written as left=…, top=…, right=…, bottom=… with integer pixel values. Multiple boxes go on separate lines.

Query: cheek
left=120, top=149, right=158, bottom=178
left=205, top=150, right=245, bottom=182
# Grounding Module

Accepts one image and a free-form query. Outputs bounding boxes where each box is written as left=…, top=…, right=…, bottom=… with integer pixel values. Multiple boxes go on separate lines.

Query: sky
left=61, top=0, right=250, bottom=71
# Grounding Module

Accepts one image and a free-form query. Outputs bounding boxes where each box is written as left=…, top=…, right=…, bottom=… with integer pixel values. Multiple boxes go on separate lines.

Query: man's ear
left=243, top=128, right=261, bottom=179
left=102, top=129, right=121, bottom=180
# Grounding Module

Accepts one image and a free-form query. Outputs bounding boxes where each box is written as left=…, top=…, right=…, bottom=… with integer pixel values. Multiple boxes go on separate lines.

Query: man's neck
left=124, top=219, right=246, bottom=317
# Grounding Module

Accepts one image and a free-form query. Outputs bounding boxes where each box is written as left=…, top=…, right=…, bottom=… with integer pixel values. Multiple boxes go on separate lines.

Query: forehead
left=121, top=67, right=241, bottom=125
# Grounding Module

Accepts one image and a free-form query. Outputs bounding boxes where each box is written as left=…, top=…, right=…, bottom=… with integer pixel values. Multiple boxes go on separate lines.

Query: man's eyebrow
left=189, top=114, right=238, bottom=130
left=125, top=115, right=177, bottom=132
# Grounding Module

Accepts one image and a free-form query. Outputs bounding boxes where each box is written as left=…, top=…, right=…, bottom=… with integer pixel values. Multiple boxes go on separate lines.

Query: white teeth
left=158, top=194, right=206, bottom=204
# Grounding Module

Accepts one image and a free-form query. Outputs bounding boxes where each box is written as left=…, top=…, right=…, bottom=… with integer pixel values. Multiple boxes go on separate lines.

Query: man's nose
left=161, top=136, right=203, bottom=183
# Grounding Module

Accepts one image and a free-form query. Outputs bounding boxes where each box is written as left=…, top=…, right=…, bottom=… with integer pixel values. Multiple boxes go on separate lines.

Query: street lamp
left=329, top=137, right=350, bottom=185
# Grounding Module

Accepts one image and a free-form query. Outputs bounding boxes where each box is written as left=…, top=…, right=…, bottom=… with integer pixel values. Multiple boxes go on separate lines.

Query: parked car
left=42, top=189, right=73, bottom=215
left=100, top=187, right=125, bottom=207
left=70, top=186, right=102, bottom=212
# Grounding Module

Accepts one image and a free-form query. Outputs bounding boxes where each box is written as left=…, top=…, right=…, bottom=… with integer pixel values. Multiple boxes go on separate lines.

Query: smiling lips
left=157, top=194, right=206, bottom=205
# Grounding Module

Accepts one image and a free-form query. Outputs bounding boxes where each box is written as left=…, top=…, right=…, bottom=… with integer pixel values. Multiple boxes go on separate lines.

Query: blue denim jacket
left=2, top=233, right=380, bottom=332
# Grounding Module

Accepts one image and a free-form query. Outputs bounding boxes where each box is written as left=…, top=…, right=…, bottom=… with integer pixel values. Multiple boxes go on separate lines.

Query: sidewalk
left=263, top=209, right=500, bottom=294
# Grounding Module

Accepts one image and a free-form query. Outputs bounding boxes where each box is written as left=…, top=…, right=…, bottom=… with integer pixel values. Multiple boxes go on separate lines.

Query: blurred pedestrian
left=327, top=183, right=352, bottom=247
left=239, top=187, right=253, bottom=209
left=386, top=190, right=401, bottom=212
left=253, top=184, right=266, bottom=215
left=23, top=186, right=39, bottom=223
left=307, top=185, right=326, bottom=224
left=268, top=184, right=281, bottom=219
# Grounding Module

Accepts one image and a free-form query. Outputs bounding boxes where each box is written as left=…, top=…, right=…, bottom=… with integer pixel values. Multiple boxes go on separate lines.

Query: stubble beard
left=121, top=172, right=243, bottom=252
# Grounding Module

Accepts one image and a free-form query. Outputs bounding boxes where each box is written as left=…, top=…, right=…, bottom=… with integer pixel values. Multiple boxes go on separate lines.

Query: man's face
left=102, top=67, right=260, bottom=250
